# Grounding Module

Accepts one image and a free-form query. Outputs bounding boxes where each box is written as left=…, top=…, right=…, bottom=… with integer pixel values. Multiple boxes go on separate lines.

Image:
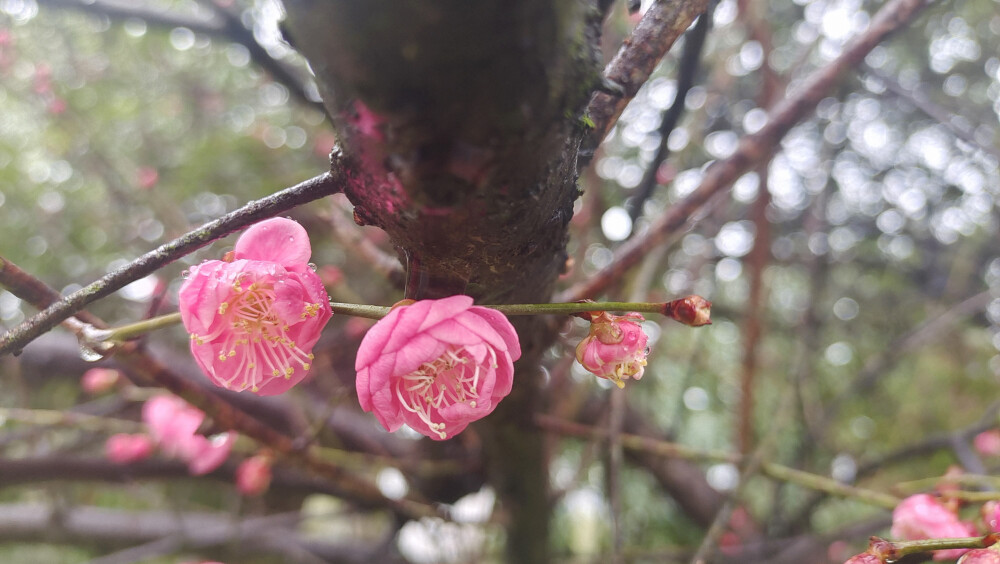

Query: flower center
left=394, top=347, right=494, bottom=439
left=190, top=276, right=319, bottom=392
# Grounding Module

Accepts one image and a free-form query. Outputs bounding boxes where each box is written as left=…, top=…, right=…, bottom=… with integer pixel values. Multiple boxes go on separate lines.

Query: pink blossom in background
left=892, top=494, right=976, bottom=560
left=142, top=394, right=233, bottom=475
left=982, top=501, right=1000, bottom=533
left=843, top=553, right=883, bottom=564
left=575, top=312, right=649, bottom=388
left=960, top=547, right=1000, bottom=564
left=975, top=430, right=1000, bottom=457
left=81, top=368, right=121, bottom=394
left=236, top=454, right=273, bottom=496
left=179, top=217, right=332, bottom=395
left=355, top=295, right=521, bottom=440
left=105, top=433, right=154, bottom=464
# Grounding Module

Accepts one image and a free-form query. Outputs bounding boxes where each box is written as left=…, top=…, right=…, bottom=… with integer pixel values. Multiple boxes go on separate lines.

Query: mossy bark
left=282, top=2, right=603, bottom=561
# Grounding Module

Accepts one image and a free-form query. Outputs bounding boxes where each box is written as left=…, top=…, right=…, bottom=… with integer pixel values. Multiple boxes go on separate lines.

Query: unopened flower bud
left=959, top=546, right=1000, bottom=564
left=843, top=553, right=883, bottom=564
left=664, top=295, right=712, bottom=327
left=81, top=368, right=121, bottom=395
left=236, top=454, right=273, bottom=496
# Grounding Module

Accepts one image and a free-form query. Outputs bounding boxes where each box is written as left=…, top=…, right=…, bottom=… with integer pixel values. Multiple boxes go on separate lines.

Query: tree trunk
left=281, top=2, right=604, bottom=560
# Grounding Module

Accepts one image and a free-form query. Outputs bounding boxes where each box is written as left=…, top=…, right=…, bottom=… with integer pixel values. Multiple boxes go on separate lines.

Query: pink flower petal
left=234, top=217, right=311, bottom=267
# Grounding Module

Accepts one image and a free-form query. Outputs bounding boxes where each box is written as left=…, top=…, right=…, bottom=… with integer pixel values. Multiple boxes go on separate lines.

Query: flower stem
left=869, top=533, right=1000, bottom=560
left=90, top=295, right=711, bottom=342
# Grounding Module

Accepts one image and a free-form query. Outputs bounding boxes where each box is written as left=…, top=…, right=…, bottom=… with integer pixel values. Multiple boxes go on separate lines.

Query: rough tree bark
left=281, top=2, right=605, bottom=560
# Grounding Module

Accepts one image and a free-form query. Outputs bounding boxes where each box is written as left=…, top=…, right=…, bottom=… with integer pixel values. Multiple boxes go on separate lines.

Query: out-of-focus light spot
left=260, top=83, right=289, bottom=106
left=715, top=257, right=742, bottom=282
left=647, top=78, right=676, bottom=110
left=739, top=41, right=763, bottom=72
left=829, top=226, right=859, bottom=252
left=685, top=86, right=707, bottom=111
left=376, top=467, right=408, bottom=500
left=831, top=453, right=857, bottom=482
left=706, top=463, right=739, bottom=492
left=169, top=27, right=196, bottom=51
left=944, top=74, right=967, bottom=97
left=733, top=172, right=759, bottom=203
left=673, top=168, right=703, bottom=198
left=667, top=127, right=689, bottom=152
left=715, top=221, right=755, bottom=257
left=876, top=209, right=904, bottom=234
left=596, top=155, right=623, bottom=180
left=601, top=207, right=632, bottom=241
left=705, top=130, right=739, bottom=159
left=742, top=108, right=767, bottom=134
left=123, top=18, right=147, bottom=37
left=683, top=387, right=710, bottom=411
left=682, top=233, right=708, bottom=256
left=285, top=126, right=307, bottom=149
left=26, top=235, right=47, bottom=257
left=120, top=275, right=158, bottom=302
left=37, top=191, right=64, bottom=214
left=712, top=320, right=738, bottom=345
left=713, top=0, right=737, bottom=26
left=617, top=163, right=643, bottom=189
left=263, top=126, right=287, bottom=149
left=226, top=44, right=251, bottom=67
left=452, top=488, right=496, bottom=524
left=0, top=291, right=22, bottom=321
left=833, top=297, right=859, bottom=321
left=663, top=269, right=692, bottom=295
left=824, top=342, right=853, bottom=366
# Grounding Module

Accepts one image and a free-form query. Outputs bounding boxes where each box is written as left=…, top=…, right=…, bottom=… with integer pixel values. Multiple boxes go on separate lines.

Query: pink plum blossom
left=975, top=430, right=1000, bottom=457
left=983, top=501, right=1000, bottom=533
left=892, top=494, right=977, bottom=560
left=81, top=368, right=121, bottom=395
left=179, top=217, right=332, bottom=395
left=575, top=311, right=649, bottom=388
left=236, top=454, right=273, bottom=496
left=355, top=295, right=521, bottom=440
left=960, top=547, right=1000, bottom=564
left=843, top=553, right=883, bottom=564
left=142, top=394, right=234, bottom=475
left=105, top=433, right=154, bottom=464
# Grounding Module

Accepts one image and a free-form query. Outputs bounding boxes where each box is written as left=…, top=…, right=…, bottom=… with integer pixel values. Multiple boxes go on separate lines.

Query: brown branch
left=561, top=0, right=930, bottom=301
left=0, top=160, right=351, bottom=357
left=0, top=502, right=402, bottom=563
left=583, top=0, right=711, bottom=153
left=35, top=0, right=323, bottom=114
left=0, top=255, right=104, bottom=328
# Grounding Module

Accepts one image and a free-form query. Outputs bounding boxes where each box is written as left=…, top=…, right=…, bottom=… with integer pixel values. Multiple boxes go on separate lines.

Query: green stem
left=328, top=300, right=679, bottom=319
left=98, top=312, right=183, bottom=342
left=878, top=534, right=1000, bottom=558
left=91, top=298, right=703, bottom=342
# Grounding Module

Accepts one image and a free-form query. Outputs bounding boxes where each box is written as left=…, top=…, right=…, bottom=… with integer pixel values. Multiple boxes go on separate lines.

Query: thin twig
left=625, top=6, right=713, bottom=222
left=583, top=0, right=711, bottom=155
left=0, top=162, right=350, bottom=357
left=561, top=0, right=930, bottom=302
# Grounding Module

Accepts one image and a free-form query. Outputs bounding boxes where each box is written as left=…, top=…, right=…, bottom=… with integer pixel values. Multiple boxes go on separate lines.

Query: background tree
left=1, top=0, right=999, bottom=563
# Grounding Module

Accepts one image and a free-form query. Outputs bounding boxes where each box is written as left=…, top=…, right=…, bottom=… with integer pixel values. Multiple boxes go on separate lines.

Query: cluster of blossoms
left=843, top=484, right=1000, bottom=563
left=172, top=218, right=710, bottom=441
left=105, top=394, right=235, bottom=475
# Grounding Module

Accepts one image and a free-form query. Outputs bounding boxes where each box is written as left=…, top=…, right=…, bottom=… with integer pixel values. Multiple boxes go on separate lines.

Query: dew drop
left=78, top=342, right=103, bottom=362
left=307, top=262, right=318, bottom=272
left=181, top=269, right=190, bottom=279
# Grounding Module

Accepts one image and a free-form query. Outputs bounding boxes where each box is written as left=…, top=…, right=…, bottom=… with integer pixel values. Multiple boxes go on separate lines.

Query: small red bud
left=664, top=295, right=712, bottom=327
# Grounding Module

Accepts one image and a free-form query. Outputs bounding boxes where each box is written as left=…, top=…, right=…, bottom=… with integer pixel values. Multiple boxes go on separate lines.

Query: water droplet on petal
left=181, top=269, right=190, bottom=279
left=307, top=262, right=317, bottom=272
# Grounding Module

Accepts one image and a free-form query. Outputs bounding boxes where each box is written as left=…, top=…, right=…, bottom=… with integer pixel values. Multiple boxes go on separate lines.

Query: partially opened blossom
left=892, top=494, right=977, bottom=560
left=575, top=312, right=649, bottom=388
left=355, top=295, right=521, bottom=440
left=105, top=433, right=154, bottom=464
left=179, top=218, right=332, bottom=395
left=960, top=547, right=1000, bottom=564
left=975, top=430, right=1000, bottom=457
left=142, top=394, right=234, bottom=475
left=81, top=368, right=121, bottom=395
left=843, top=553, right=883, bottom=564
left=236, top=454, right=273, bottom=496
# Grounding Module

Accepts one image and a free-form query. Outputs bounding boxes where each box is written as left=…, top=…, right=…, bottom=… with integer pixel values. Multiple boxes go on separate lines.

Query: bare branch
left=583, top=0, right=710, bottom=153
left=0, top=161, right=351, bottom=357
left=561, top=0, right=930, bottom=301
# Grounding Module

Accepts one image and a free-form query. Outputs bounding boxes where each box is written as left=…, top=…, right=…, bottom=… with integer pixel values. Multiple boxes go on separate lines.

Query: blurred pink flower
left=892, top=494, right=976, bottom=560
left=960, top=547, right=1000, bottom=564
left=105, top=433, right=154, bottom=464
left=142, top=394, right=233, bottom=475
left=983, top=501, right=1000, bottom=533
left=975, top=430, right=1000, bottom=457
left=575, top=312, right=649, bottom=388
left=355, top=296, right=521, bottom=440
left=843, top=553, right=883, bottom=564
left=81, top=368, right=121, bottom=395
left=179, top=218, right=332, bottom=395
left=236, top=454, right=273, bottom=496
